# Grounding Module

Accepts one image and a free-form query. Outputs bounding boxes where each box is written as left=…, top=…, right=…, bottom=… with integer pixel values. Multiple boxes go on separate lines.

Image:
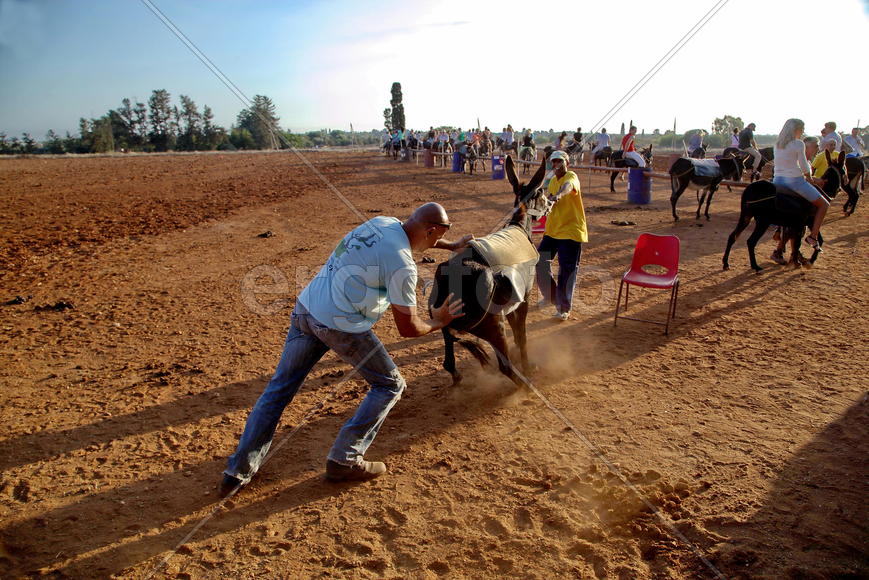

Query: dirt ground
left=0, top=150, right=866, bottom=579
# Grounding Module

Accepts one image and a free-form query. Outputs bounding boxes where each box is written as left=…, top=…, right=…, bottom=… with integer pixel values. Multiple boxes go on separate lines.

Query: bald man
left=220, top=204, right=471, bottom=494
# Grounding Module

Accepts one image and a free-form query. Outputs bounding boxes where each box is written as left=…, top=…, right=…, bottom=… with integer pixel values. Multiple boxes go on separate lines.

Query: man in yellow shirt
left=536, top=150, right=587, bottom=321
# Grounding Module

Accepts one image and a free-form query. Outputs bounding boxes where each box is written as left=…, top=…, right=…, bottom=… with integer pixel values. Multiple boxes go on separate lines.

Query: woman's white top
left=773, top=139, right=811, bottom=178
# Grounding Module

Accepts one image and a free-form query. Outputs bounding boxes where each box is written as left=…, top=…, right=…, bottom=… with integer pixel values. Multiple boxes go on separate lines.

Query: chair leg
left=664, top=282, right=679, bottom=335
left=613, top=280, right=625, bottom=326
left=672, top=281, right=680, bottom=319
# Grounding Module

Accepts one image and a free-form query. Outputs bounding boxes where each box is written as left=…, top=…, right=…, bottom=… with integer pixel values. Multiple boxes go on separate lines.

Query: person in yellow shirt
left=810, top=138, right=836, bottom=177
left=536, top=150, right=587, bottom=321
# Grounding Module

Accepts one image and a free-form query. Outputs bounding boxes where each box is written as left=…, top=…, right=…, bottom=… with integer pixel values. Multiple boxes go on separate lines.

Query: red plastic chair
left=613, top=233, right=680, bottom=334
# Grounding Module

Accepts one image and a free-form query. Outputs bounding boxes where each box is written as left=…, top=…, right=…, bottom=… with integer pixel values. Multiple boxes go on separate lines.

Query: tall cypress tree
left=390, top=83, right=405, bottom=131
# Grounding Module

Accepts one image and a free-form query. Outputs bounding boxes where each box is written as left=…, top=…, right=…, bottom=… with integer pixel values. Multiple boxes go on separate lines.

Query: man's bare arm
left=390, top=294, right=463, bottom=338
left=433, top=234, right=474, bottom=252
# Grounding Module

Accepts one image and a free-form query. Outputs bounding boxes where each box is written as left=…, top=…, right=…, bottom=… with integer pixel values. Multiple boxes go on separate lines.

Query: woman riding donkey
left=772, top=118, right=829, bottom=251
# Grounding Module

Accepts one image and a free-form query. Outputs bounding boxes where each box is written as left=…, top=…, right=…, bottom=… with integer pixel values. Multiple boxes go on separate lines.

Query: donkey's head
left=506, top=155, right=547, bottom=234
left=506, top=155, right=546, bottom=206
left=818, top=150, right=845, bottom=197
left=642, top=144, right=654, bottom=165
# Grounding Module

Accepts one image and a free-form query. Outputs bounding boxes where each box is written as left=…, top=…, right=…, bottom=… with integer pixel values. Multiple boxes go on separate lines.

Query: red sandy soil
left=0, top=150, right=866, bottom=579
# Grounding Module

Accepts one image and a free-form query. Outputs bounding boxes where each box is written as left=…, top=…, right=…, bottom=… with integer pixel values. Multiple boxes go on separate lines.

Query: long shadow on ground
left=706, top=398, right=869, bottom=578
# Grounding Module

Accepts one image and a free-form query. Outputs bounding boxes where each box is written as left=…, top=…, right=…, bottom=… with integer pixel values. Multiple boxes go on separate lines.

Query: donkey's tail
left=509, top=202, right=528, bottom=227
left=457, top=339, right=491, bottom=367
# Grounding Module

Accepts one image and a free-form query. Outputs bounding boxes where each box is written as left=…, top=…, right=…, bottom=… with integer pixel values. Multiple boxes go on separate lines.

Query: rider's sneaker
left=805, top=235, right=822, bottom=252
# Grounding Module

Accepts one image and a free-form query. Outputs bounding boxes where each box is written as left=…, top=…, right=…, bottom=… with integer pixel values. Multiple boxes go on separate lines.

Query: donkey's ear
left=825, top=149, right=832, bottom=164
left=527, top=159, right=547, bottom=192
left=836, top=151, right=845, bottom=166
left=505, top=155, right=520, bottom=192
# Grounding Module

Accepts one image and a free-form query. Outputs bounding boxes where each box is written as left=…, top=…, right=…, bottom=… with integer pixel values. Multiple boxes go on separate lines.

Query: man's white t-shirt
left=298, top=217, right=417, bottom=333
left=844, top=134, right=864, bottom=156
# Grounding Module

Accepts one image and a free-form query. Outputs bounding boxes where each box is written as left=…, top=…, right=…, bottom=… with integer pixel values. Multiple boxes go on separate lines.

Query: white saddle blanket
left=469, top=226, right=539, bottom=315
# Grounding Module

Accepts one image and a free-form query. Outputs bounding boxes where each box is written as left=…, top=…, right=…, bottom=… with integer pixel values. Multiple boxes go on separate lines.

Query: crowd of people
left=383, top=125, right=646, bottom=169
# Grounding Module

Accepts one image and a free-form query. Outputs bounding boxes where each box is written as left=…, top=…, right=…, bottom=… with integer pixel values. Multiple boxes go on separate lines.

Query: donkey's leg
left=843, top=180, right=859, bottom=215
left=696, top=188, right=707, bottom=220
left=723, top=212, right=753, bottom=270
left=671, top=177, right=690, bottom=221
left=468, top=316, right=524, bottom=389
left=746, top=220, right=769, bottom=272
left=505, top=300, right=531, bottom=374
left=441, top=328, right=462, bottom=385
left=704, top=184, right=719, bottom=220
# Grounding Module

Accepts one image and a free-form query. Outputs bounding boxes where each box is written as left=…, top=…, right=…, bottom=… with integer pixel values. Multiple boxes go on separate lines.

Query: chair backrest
left=630, top=233, right=680, bottom=277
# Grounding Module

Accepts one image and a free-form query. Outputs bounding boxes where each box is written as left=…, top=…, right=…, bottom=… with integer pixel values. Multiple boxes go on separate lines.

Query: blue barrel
left=627, top=167, right=652, bottom=204
left=452, top=152, right=463, bottom=172
left=492, top=155, right=504, bottom=180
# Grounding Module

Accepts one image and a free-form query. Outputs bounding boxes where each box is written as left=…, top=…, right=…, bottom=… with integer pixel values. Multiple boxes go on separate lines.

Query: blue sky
left=1, top=0, right=867, bottom=139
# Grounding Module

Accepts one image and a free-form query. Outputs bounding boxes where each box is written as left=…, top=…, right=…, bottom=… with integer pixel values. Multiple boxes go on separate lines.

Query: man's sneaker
left=218, top=474, right=245, bottom=498
left=553, top=311, right=569, bottom=321
left=325, top=459, right=386, bottom=482
left=770, top=249, right=787, bottom=265
left=536, top=299, right=552, bottom=310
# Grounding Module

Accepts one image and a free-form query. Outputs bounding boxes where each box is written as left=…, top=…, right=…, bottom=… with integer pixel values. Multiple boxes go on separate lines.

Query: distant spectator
left=590, top=128, right=610, bottom=163
left=738, top=123, right=763, bottom=180
left=687, top=130, right=705, bottom=156
left=819, top=121, right=841, bottom=152
left=843, top=127, right=865, bottom=157
left=503, top=124, right=515, bottom=147
left=621, top=126, right=646, bottom=167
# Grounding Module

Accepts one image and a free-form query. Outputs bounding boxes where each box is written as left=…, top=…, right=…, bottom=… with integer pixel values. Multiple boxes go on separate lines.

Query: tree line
left=0, top=90, right=384, bottom=155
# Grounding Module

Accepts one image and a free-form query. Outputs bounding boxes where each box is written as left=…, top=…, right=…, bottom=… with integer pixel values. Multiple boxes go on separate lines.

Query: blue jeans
left=225, top=304, right=406, bottom=484
left=773, top=175, right=821, bottom=202
left=536, top=236, right=583, bottom=314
